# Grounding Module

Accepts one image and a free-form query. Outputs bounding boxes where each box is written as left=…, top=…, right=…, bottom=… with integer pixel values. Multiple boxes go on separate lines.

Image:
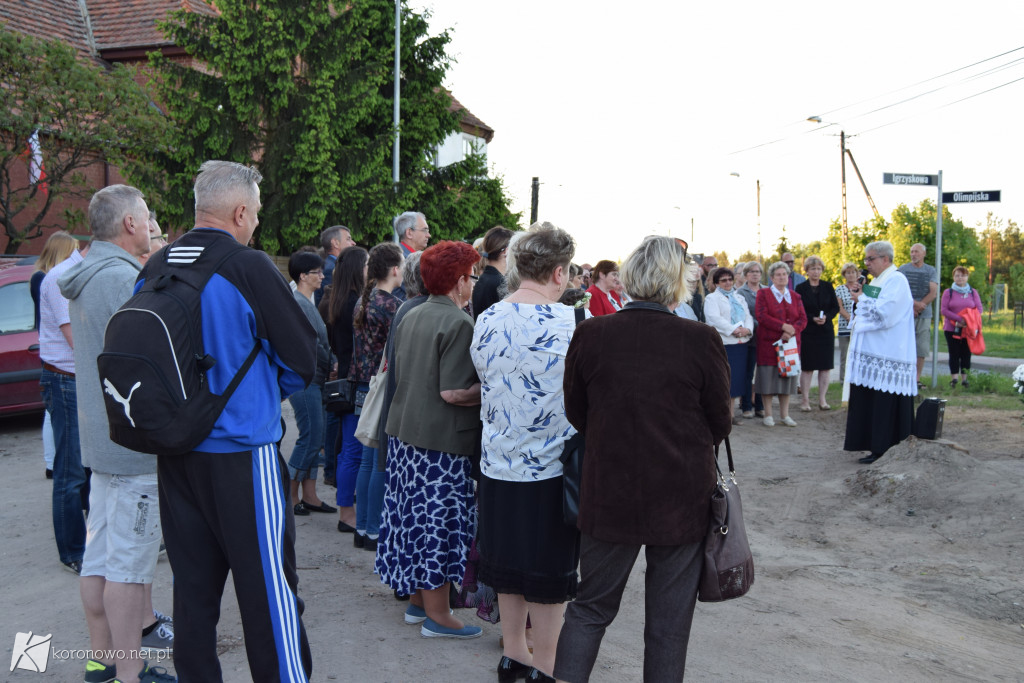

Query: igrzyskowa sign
left=941, top=190, right=1001, bottom=203
left=882, top=172, right=938, bottom=186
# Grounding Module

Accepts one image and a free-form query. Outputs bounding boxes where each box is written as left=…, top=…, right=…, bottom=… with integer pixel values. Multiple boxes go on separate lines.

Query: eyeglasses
left=305, top=269, right=323, bottom=276
left=469, top=275, right=479, bottom=282
left=718, top=277, right=734, bottom=283
left=151, top=233, right=168, bottom=241
left=783, top=261, right=794, bottom=266
left=864, top=255, right=879, bottom=263
left=411, top=227, right=430, bottom=233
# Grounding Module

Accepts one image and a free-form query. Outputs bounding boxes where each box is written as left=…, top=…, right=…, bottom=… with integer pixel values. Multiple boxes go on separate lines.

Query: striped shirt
left=39, top=250, right=82, bottom=372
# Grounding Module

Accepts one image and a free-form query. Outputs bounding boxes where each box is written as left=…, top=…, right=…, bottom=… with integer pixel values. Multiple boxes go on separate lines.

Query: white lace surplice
left=847, top=265, right=918, bottom=396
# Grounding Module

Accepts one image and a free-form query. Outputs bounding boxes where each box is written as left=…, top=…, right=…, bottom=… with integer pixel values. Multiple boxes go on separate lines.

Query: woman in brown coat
left=553, top=237, right=732, bottom=683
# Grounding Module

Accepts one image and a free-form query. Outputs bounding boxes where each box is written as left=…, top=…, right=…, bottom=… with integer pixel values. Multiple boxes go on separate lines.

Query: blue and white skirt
left=375, top=436, right=476, bottom=593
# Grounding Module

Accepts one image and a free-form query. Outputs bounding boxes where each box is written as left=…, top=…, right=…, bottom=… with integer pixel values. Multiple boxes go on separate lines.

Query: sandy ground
left=2, top=398, right=1023, bottom=683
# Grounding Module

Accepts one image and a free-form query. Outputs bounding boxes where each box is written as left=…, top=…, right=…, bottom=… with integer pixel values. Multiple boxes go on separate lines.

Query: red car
left=0, top=263, right=45, bottom=416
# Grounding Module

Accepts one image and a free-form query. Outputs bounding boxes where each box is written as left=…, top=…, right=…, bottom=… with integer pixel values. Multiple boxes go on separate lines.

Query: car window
left=0, top=281, right=34, bottom=334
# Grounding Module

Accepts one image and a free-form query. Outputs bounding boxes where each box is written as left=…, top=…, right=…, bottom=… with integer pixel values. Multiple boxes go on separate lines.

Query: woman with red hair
left=376, top=241, right=485, bottom=639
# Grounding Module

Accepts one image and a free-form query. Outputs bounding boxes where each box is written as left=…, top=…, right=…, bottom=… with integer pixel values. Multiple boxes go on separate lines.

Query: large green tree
left=0, top=28, right=168, bottom=254
left=152, top=0, right=518, bottom=253
left=888, top=200, right=989, bottom=297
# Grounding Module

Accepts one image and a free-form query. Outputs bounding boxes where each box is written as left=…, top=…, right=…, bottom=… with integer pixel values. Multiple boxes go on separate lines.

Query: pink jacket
left=940, top=287, right=983, bottom=332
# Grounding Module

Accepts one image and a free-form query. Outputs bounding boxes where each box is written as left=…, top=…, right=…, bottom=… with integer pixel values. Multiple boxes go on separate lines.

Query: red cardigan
left=586, top=285, right=622, bottom=317
left=754, top=288, right=808, bottom=365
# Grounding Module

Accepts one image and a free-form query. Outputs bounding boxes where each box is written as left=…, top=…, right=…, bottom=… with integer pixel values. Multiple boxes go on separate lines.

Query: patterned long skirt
left=375, top=436, right=476, bottom=594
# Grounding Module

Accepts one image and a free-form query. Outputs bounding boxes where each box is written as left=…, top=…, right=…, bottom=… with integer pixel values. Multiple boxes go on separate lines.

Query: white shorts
left=81, top=472, right=161, bottom=584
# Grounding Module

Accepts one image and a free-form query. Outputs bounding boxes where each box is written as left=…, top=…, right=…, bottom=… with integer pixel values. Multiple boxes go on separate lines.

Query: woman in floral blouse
left=470, top=224, right=579, bottom=682
left=348, top=242, right=404, bottom=549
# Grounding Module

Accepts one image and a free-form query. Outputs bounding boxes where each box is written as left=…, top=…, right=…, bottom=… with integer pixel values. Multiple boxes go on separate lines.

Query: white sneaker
left=781, top=416, right=798, bottom=427
left=762, top=416, right=775, bottom=427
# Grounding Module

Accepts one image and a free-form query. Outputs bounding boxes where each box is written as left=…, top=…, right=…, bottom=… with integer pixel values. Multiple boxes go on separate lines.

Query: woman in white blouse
left=470, top=224, right=580, bottom=683
left=704, top=267, right=754, bottom=423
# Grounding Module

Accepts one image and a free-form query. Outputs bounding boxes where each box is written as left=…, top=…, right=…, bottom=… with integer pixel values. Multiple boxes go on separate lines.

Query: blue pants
left=740, top=343, right=764, bottom=413
left=40, top=368, right=89, bottom=564
left=335, top=413, right=361, bottom=507
left=323, top=411, right=339, bottom=484
left=287, top=384, right=324, bottom=482
left=355, top=445, right=386, bottom=538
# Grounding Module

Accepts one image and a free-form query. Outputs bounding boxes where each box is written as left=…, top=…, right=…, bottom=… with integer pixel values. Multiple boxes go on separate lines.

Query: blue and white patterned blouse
left=470, top=301, right=577, bottom=482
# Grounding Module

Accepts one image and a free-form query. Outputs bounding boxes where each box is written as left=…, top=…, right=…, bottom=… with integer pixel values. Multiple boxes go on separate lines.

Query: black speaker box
left=915, top=397, right=946, bottom=439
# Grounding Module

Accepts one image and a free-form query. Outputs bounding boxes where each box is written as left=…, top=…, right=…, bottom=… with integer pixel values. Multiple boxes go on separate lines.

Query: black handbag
left=323, top=378, right=355, bottom=414
left=559, top=431, right=585, bottom=526
left=698, top=437, right=755, bottom=602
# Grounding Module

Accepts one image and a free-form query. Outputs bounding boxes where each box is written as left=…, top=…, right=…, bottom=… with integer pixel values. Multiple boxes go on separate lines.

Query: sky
left=411, top=0, right=1024, bottom=265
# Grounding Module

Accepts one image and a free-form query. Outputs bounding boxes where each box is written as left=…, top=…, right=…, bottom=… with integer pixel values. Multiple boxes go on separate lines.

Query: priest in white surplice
left=844, top=240, right=917, bottom=464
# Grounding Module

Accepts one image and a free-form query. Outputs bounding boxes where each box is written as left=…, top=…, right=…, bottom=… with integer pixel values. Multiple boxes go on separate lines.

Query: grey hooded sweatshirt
left=58, top=240, right=154, bottom=475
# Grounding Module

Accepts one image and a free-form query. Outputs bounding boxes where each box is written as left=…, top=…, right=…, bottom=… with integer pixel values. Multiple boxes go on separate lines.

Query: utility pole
left=530, top=177, right=539, bottom=224
left=756, top=179, right=762, bottom=261
left=840, top=131, right=848, bottom=248
left=844, top=148, right=879, bottom=218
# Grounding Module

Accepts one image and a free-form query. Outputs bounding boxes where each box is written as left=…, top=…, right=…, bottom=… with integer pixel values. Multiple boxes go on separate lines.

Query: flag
left=26, top=130, right=48, bottom=196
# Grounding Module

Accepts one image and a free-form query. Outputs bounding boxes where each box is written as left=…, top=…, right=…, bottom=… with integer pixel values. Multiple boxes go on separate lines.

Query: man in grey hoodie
left=59, top=185, right=175, bottom=683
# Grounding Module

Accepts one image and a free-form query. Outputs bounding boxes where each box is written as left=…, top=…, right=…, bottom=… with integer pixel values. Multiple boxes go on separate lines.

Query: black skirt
left=477, top=475, right=580, bottom=604
left=799, top=325, right=835, bottom=370
left=843, top=384, right=915, bottom=456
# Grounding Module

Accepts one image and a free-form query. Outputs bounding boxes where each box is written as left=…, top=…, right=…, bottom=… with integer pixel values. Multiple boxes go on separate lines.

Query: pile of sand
left=846, top=436, right=984, bottom=512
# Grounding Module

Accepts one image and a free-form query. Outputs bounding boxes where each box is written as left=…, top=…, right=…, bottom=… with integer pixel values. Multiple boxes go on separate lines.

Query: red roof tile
left=447, top=92, right=494, bottom=143
left=0, top=1, right=96, bottom=58
left=88, top=0, right=216, bottom=50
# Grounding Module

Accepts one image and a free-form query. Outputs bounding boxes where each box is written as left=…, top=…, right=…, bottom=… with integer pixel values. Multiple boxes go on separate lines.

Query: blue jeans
left=354, top=445, right=386, bottom=538
left=40, top=369, right=88, bottom=563
left=287, top=383, right=324, bottom=482
left=323, top=411, right=339, bottom=483
left=740, top=343, right=764, bottom=413
left=335, top=413, right=361, bottom=507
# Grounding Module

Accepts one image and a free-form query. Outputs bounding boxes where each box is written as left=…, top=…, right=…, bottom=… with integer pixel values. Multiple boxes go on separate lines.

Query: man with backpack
left=130, top=161, right=316, bottom=681
left=59, top=185, right=175, bottom=683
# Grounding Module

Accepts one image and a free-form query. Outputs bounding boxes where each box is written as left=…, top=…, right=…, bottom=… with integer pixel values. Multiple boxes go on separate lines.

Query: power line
left=852, top=74, right=1024, bottom=136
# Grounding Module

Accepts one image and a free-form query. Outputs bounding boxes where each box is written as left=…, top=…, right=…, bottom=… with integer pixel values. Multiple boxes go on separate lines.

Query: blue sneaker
left=420, top=617, right=482, bottom=639
left=84, top=659, right=116, bottom=683
left=404, top=604, right=427, bottom=624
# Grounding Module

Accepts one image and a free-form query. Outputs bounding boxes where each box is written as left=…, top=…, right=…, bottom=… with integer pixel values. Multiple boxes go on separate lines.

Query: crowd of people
left=31, top=157, right=982, bottom=682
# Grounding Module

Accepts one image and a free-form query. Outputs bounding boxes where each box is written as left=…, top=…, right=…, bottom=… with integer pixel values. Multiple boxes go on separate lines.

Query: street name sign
left=941, top=190, right=1001, bottom=203
left=883, top=172, right=939, bottom=186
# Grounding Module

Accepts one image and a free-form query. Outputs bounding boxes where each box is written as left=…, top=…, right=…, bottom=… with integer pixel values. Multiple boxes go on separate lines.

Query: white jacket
left=705, top=289, right=754, bottom=345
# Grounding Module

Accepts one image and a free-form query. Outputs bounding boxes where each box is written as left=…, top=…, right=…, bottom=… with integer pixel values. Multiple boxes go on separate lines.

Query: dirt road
left=2, top=401, right=1022, bottom=682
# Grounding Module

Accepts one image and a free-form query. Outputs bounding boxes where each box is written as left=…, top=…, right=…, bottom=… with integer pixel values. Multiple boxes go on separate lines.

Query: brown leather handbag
left=698, top=437, right=755, bottom=602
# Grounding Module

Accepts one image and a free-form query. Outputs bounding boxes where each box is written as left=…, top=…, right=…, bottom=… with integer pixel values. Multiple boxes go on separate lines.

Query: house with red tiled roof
left=438, top=91, right=495, bottom=168
left=1, top=1, right=495, bottom=253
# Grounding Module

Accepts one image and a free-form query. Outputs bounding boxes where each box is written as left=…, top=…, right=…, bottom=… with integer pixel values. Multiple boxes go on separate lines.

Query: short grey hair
left=393, top=211, right=424, bottom=241
left=89, top=185, right=145, bottom=241
left=402, top=251, right=424, bottom=298
left=506, top=222, right=575, bottom=284
left=865, top=240, right=894, bottom=262
left=767, top=261, right=790, bottom=278
left=194, top=161, right=262, bottom=216
left=803, top=255, right=824, bottom=272
left=840, top=261, right=859, bottom=277
left=321, top=225, right=349, bottom=251
left=742, top=261, right=763, bottom=277
left=620, top=235, right=692, bottom=307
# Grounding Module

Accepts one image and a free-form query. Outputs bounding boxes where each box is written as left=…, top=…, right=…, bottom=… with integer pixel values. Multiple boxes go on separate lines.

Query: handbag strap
left=714, top=437, right=736, bottom=473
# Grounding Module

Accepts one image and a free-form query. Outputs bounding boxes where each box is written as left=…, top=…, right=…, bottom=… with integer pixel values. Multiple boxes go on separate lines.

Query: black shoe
left=393, top=589, right=410, bottom=601
left=337, top=520, right=356, bottom=534
left=302, top=500, right=337, bottom=514
left=45, top=468, right=53, bottom=479
left=857, top=454, right=881, bottom=464
left=961, top=380, right=969, bottom=388
left=363, top=536, right=378, bottom=552
left=526, top=668, right=555, bottom=682
left=498, top=656, right=531, bottom=682
left=62, top=559, right=82, bottom=575
left=353, top=532, right=366, bottom=548
left=293, top=503, right=310, bottom=516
